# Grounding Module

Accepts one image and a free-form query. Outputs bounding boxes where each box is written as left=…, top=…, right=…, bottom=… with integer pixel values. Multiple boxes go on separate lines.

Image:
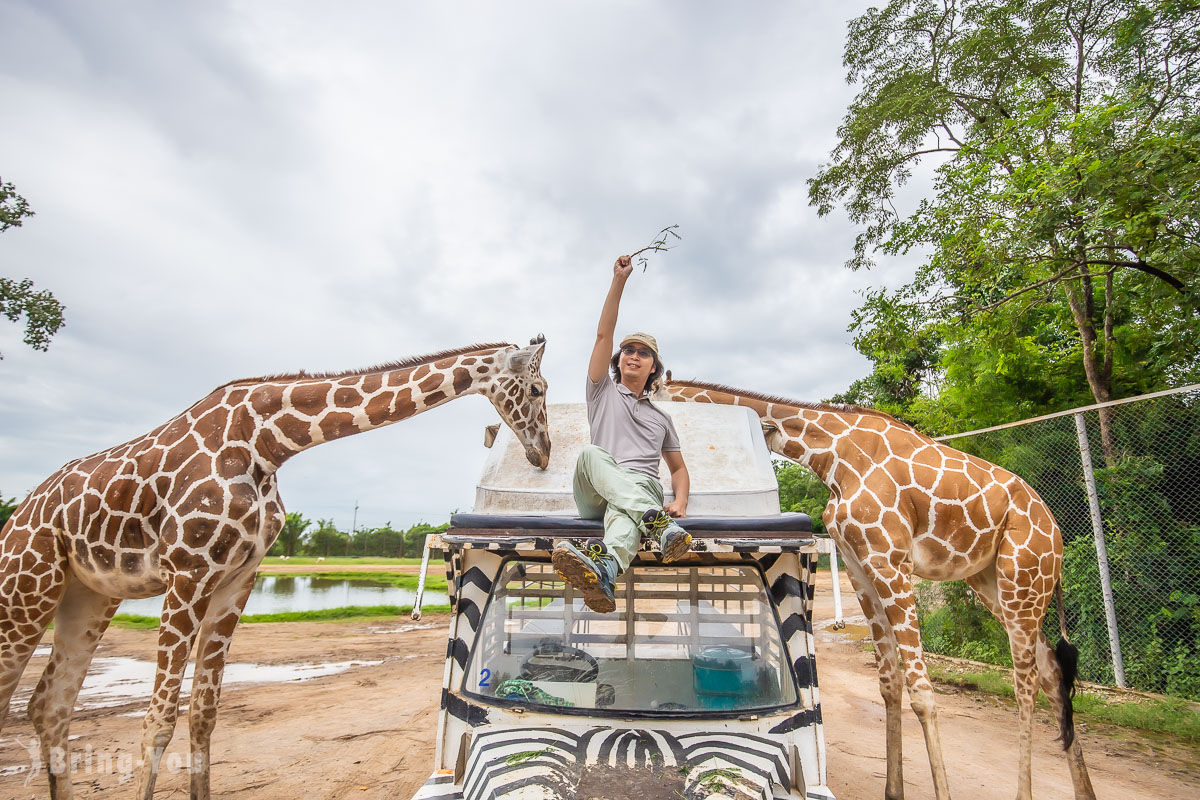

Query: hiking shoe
left=642, top=508, right=692, bottom=563
left=552, top=538, right=618, bottom=613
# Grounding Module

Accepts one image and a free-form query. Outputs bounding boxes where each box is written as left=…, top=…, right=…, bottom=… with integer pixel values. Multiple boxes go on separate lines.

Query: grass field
left=109, top=604, right=453, bottom=629
left=259, top=556, right=423, bottom=566
left=930, top=663, right=1200, bottom=743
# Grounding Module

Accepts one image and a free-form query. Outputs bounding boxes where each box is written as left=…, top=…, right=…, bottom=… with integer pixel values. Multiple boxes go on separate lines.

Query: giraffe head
left=486, top=335, right=551, bottom=469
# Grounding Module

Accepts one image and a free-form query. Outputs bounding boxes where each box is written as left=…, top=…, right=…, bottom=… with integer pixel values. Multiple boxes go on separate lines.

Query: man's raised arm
left=588, top=255, right=633, bottom=382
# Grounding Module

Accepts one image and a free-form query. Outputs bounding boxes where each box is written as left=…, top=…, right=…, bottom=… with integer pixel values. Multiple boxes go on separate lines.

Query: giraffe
left=661, top=377, right=1095, bottom=800
left=0, top=338, right=551, bottom=800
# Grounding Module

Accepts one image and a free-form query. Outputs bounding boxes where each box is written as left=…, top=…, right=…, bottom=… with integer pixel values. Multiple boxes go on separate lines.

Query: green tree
left=305, top=518, right=348, bottom=557
left=401, top=522, right=450, bottom=558
left=773, top=460, right=829, bottom=533
left=0, top=491, right=19, bottom=528
left=273, top=512, right=311, bottom=557
left=1, top=179, right=65, bottom=358
left=348, top=523, right=406, bottom=557
left=811, top=0, right=1200, bottom=450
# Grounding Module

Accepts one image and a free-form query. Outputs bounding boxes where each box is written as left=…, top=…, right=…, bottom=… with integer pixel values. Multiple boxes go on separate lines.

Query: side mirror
left=484, top=423, right=500, bottom=448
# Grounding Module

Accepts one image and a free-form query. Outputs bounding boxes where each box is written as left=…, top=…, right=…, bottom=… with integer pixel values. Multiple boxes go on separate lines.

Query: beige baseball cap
left=618, top=332, right=659, bottom=358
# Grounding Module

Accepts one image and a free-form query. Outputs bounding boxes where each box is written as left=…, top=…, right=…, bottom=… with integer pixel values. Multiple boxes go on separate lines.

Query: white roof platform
left=474, top=401, right=782, bottom=517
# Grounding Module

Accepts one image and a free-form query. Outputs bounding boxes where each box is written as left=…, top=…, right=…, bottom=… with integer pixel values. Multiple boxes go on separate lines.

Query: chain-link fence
left=932, top=385, right=1200, bottom=700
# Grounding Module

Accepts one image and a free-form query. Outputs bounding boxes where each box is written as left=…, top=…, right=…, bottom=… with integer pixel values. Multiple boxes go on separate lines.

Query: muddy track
left=2, top=578, right=1197, bottom=799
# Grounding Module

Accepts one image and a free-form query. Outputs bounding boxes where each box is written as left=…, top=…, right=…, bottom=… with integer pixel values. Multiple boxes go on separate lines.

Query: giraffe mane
left=669, top=378, right=905, bottom=424
left=216, top=342, right=513, bottom=389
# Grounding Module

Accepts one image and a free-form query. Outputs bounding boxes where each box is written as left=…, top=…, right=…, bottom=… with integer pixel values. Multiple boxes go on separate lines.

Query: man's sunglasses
left=620, top=345, right=654, bottom=359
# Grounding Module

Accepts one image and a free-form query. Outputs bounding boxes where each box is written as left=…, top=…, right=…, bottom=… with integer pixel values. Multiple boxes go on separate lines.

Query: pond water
left=117, top=575, right=449, bottom=618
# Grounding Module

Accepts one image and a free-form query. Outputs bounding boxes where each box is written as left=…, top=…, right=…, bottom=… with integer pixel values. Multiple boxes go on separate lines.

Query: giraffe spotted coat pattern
left=662, top=378, right=1095, bottom=800
left=0, top=339, right=551, bottom=800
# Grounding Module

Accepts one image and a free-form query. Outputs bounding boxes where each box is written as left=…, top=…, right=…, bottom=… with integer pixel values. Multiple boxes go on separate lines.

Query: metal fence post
left=823, top=539, right=845, bottom=630
left=1073, top=412, right=1127, bottom=687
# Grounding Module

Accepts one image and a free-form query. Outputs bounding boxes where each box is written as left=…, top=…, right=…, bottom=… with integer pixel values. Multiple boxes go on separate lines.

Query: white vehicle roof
left=474, top=401, right=781, bottom=517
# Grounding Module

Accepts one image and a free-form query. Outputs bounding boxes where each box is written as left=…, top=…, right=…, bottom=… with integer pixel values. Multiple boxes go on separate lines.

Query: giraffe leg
left=838, top=545, right=907, bottom=800
left=186, top=572, right=256, bottom=800
left=1035, top=631, right=1096, bottom=799
left=969, top=562, right=1097, bottom=800
left=1005, top=614, right=1041, bottom=800
left=845, top=537, right=952, bottom=800
left=135, top=575, right=214, bottom=800
left=965, top=567, right=1036, bottom=800
left=26, top=575, right=121, bottom=800
left=0, top=524, right=67, bottom=735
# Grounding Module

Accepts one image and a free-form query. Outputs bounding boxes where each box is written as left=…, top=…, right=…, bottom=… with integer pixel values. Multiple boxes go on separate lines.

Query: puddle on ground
left=816, top=614, right=872, bottom=644
left=367, top=622, right=439, bottom=635
left=11, top=657, right=383, bottom=712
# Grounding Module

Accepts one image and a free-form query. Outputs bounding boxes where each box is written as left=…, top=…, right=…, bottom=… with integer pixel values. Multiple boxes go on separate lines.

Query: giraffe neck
left=212, top=346, right=512, bottom=471
left=664, top=384, right=893, bottom=485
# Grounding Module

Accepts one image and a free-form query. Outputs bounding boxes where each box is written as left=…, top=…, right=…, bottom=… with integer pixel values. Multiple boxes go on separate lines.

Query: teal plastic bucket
left=692, top=645, right=754, bottom=700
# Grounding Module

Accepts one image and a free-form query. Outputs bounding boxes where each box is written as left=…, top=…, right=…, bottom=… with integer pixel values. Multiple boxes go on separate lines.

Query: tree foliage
left=773, top=460, right=829, bottom=532
left=267, top=515, right=451, bottom=558
left=816, top=4, right=1200, bottom=696
left=272, top=512, right=311, bottom=558
left=812, top=0, right=1200, bottom=445
left=0, top=492, right=18, bottom=529
left=1, top=179, right=65, bottom=358
left=305, top=518, right=348, bottom=558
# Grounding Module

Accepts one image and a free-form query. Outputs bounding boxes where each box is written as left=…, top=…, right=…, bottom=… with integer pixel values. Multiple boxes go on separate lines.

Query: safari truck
left=407, top=402, right=836, bottom=800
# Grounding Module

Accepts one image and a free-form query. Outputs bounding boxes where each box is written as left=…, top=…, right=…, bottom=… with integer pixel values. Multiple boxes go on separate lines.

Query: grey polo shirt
left=585, top=376, right=681, bottom=478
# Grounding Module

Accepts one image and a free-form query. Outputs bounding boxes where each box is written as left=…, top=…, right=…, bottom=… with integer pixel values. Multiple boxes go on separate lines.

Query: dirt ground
left=2, top=571, right=1197, bottom=800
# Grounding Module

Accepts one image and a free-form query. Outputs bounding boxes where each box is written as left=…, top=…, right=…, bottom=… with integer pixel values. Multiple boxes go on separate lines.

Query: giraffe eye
left=530, top=386, right=542, bottom=397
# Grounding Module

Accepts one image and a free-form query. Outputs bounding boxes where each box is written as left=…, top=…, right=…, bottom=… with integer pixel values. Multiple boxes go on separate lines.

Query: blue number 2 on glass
left=479, top=668, right=491, bottom=688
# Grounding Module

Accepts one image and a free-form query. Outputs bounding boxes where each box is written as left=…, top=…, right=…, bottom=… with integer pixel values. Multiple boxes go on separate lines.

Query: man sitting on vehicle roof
left=551, top=254, right=692, bottom=613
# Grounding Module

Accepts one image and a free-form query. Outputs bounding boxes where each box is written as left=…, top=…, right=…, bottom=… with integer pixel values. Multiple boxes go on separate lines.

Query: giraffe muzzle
left=524, top=435, right=551, bottom=470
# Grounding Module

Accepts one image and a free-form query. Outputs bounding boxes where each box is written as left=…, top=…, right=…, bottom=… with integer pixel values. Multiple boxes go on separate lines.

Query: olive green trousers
left=572, top=444, right=663, bottom=573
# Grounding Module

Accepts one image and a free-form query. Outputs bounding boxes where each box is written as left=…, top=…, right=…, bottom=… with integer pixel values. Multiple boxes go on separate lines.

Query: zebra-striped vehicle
left=408, top=402, right=835, bottom=800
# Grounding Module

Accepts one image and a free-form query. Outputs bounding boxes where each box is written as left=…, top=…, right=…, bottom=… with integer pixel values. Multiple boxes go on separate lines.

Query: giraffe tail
left=1053, top=582, right=1079, bottom=751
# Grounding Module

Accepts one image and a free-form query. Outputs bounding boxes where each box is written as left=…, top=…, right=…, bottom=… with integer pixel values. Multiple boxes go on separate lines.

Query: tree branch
left=1084, top=259, right=1186, bottom=291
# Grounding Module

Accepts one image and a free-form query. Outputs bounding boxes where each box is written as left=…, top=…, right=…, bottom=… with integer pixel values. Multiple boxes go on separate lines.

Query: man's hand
left=664, top=499, right=687, bottom=518
left=614, top=255, right=633, bottom=282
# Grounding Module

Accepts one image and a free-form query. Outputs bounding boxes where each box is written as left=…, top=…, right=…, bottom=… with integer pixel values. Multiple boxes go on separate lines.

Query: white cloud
left=1, top=0, right=910, bottom=529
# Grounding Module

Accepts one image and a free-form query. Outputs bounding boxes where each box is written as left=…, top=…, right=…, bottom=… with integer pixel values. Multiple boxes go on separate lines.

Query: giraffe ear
left=507, top=338, right=546, bottom=372
left=528, top=338, right=546, bottom=371
left=506, top=348, right=532, bottom=371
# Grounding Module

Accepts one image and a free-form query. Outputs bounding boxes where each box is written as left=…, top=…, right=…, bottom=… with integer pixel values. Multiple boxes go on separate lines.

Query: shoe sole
left=660, top=530, right=693, bottom=563
left=551, top=548, right=616, bottom=613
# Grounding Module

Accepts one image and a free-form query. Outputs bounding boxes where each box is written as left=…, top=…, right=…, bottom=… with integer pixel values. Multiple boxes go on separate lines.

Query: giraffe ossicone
left=662, top=377, right=1096, bottom=800
left=0, top=338, right=551, bottom=800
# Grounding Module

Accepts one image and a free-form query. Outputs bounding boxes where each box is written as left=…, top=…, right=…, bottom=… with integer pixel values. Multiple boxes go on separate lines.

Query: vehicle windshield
left=463, top=560, right=798, bottom=714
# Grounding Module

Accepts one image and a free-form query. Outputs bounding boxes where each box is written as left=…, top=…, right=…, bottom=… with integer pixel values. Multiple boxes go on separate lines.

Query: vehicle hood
left=462, top=724, right=791, bottom=800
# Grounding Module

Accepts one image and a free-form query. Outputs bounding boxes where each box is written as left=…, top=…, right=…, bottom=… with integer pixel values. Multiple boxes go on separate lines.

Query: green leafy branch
left=504, top=747, right=554, bottom=766
left=630, top=224, right=681, bottom=271
left=1, top=178, right=65, bottom=359
left=696, top=766, right=744, bottom=792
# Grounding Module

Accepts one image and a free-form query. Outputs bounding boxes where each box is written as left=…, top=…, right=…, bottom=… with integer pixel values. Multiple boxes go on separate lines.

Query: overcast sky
left=0, top=1, right=919, bottom=531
